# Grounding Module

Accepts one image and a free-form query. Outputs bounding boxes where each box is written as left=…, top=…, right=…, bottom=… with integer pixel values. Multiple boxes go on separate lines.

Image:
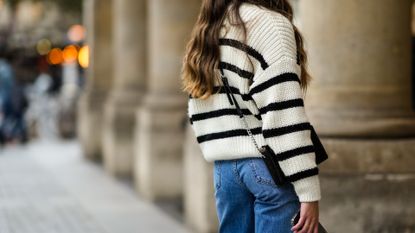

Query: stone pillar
left=78, top=0, right=113, bottom=160
left=298, top=1, right=415, bottom=232
left=183, top=125, right=218, bottom=233
left=300, top=0, right=415, bottom=137
left=134, top=0, right=201, bottom=200
left=102, top=0, right=146, bottom=177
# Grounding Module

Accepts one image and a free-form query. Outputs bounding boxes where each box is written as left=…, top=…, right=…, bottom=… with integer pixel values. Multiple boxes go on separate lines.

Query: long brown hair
left=181, top=0, right=311, bottom=99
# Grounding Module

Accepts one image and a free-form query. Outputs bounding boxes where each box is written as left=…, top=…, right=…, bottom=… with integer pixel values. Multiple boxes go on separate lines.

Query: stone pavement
left=0, top=140, right=192, bottom=233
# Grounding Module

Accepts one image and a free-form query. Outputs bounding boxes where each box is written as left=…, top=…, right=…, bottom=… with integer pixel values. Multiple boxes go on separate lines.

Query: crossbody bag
left=219, top=67, right=328, bottom=185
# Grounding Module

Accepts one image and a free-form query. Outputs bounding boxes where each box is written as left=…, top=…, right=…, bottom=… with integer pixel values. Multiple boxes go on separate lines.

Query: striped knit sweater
left=187, top=3, right=321, bottom=202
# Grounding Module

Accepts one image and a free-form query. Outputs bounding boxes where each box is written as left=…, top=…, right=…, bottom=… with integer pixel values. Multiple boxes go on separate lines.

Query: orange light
left=78, top=45, right=89, bottom=68
left=63, top=45, right=79, bottom=63
left=68, top=24, right=86, bottom=42
left=47, top=48, right=63, bottom=65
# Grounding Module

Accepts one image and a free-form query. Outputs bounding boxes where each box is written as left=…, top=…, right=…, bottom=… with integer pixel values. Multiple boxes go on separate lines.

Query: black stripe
left=196, top=127, right=262, bottom=143
left=259, top=99, right=304, bottom=115
left=190, top=108, right=259, bottom=122
left=286, top=167, right=319, bottom=182
left=263, top=122, right=311, bottom=138
left=188, top=85, right=254, bottom=101
left=219, top=38, right=269, bottom=69
left=220, top=62, right=254, bottom=80
left=249, top=73, right=300, bottom=95
left=213, top=85, right=253, bottom=101
left=277, top=145, right=315, bottom=161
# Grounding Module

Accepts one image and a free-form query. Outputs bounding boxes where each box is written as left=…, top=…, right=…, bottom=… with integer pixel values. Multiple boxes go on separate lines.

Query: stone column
left=183, top=125, right=218, bottom=233
left=300, top=0, right=415, bottom=137
left=134, top=0, right=201, bottom=200
left=298, top=1, right=415, bottom=232
left=78, top=0, right=113, bottom=160
left=102, top=0, right=147, bottom=177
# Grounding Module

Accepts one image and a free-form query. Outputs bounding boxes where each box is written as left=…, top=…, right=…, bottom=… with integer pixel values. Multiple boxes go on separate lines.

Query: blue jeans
left=213, top=157, right=300, bottom=233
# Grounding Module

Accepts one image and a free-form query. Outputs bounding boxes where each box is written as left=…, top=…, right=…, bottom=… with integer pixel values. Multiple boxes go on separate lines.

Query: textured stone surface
left=78, top=0, right=114, bottom=160
left=320, top=174, right=415, bottom=233
left=295, top=2, right=415, bottom=231
left=315, top=138, right=415, bottom=233
left=135, top=108, right=186, bottom=200
left=0, top=153, right=104, bottom=233
left=102, top=0, right=147, bottom=177
left=319, top=138, right=415, bottom=174
left=102, top=102, right=137, bottom=177
left=134, top=0, right=201, bottom=200
left=299, top=0, right=415, bottom=137
left=77, top=90, right=107, bottom=161
left=184, top=125, right=218, bottom=233
left=0, top=141, right=191, bottom=233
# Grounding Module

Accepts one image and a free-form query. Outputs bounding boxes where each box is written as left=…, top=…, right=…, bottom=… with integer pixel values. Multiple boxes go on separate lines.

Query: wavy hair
left=181, top=0, right=311, bottom=99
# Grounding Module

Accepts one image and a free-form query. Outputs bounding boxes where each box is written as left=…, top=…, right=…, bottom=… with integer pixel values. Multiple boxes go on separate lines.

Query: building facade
left=78, top=1, right=415, bottom=232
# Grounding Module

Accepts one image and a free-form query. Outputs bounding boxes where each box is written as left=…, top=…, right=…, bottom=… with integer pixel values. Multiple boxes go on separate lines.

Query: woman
left=181, top=1, right=320, bottom=232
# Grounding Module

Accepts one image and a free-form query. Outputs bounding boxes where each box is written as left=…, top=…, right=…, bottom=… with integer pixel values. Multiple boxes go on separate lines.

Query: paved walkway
left=0, top=140, right=192, bottom=233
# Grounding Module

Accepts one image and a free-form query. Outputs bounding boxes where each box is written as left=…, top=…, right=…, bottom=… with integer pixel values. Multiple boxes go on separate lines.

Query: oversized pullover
left=187, top=2, right=321, bottom=202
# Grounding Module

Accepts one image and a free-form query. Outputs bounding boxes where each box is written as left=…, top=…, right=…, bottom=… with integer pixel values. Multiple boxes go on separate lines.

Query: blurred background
left=0, top=0, right=414, bottom=233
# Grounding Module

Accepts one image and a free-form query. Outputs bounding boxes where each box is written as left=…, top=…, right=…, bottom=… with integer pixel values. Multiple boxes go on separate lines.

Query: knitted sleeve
left=248, top=12, right=321, bottom=202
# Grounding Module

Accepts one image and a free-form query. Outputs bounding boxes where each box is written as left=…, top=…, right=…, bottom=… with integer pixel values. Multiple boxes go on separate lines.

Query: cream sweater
left=187, top=3, right=321, bottom=202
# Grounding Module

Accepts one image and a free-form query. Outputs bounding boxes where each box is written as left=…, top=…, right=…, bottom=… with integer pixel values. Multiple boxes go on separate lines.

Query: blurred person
left=26, top=71, right=57, bottom=139
left=182, top=1, right=324, bottom=233
left=25, top=53, right=67, bottom=140
left=0, top=47, right=15, bottom=145
left=0, top=47, right=28, bottom=143
left=1, top=78, right=29, bottom=144
left=48, top=64, right=63, bottom=95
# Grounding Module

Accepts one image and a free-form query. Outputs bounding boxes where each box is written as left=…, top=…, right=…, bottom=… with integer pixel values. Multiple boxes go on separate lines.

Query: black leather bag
left=219, top=68, right=328, bottom=187
left=311, top=125, right=329, bottom=165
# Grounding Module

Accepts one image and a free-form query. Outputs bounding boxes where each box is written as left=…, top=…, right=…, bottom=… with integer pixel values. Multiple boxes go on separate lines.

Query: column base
left=77, top=90, right=108, bottom=161
left=320, top=174, right=415, bottom=233
left=102, top=91, right=142, bottom=177
left=318, top=137, right=415, bottom=233
left=319, top=138, right=415, bottom=174
left=184, top=125, right=218, bottom=233
left=134, top=95, right=186, bottom=201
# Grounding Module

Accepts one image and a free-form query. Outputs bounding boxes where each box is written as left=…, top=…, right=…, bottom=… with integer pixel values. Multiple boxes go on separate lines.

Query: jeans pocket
left=248, top=158, right=278, bottom=187
left=213, top=160, right=222, bottom=191
left=244, top=158, right=299, bottom=205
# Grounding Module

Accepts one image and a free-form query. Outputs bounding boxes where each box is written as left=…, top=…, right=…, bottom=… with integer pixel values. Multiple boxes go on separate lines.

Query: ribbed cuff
left=292, top=175, right=321, bottom=202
